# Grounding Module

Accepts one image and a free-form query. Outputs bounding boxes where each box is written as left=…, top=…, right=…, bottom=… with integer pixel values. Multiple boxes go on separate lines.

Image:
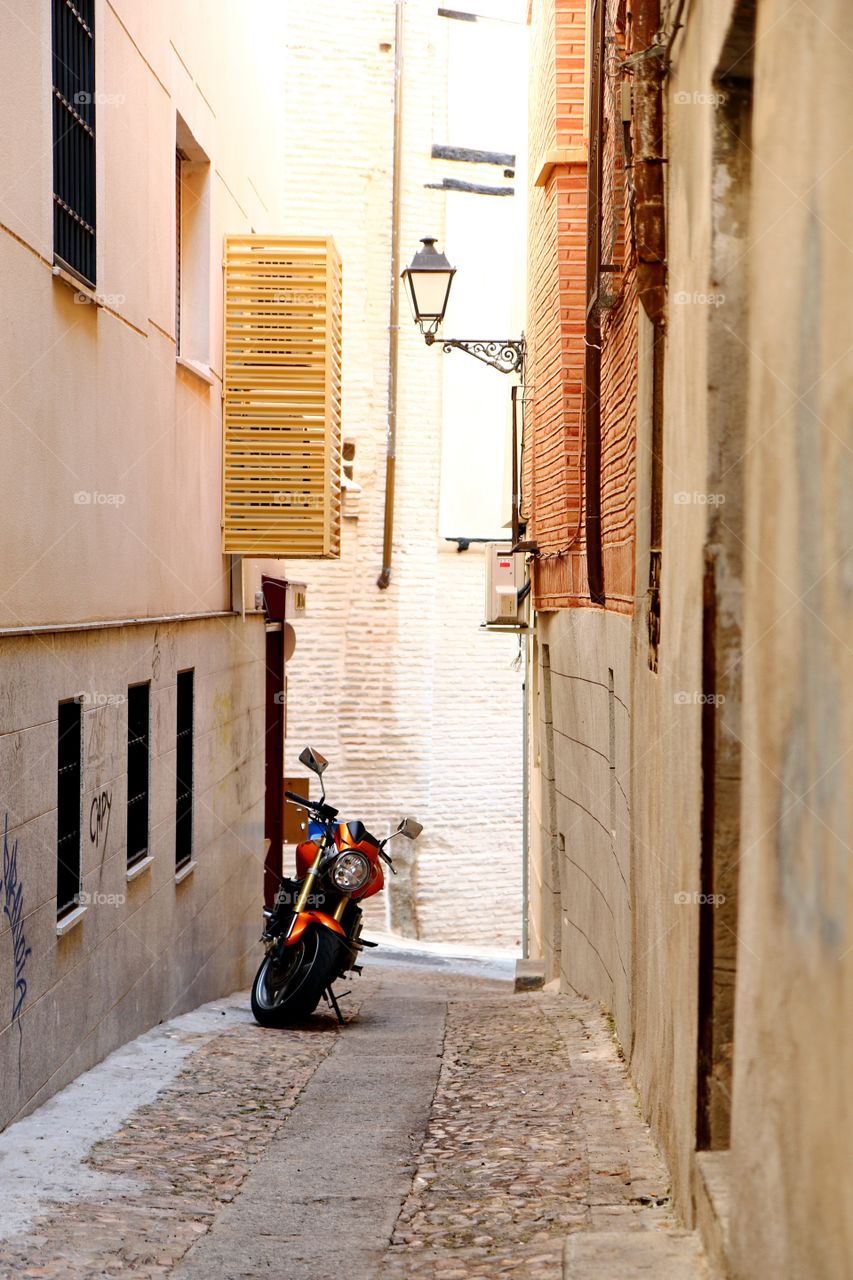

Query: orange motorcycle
left=251, top=746, right=422, bottom=1026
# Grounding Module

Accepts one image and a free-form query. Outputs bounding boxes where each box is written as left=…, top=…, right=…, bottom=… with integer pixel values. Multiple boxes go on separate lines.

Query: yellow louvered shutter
left=222, top=236, right=342, bottom=557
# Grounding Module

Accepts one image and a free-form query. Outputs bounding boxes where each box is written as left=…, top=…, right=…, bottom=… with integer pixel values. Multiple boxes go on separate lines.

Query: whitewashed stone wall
left=279, top=0, right=527, bottom=947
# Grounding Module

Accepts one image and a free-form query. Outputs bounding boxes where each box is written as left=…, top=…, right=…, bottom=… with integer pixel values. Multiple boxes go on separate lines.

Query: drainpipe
left=584, top=0, right=606, bottom=605
left=522, top=631, right=530, bottom=958
left=632, top=0, right=666, bottom=325
left=377, top=0, right=405, bottom=590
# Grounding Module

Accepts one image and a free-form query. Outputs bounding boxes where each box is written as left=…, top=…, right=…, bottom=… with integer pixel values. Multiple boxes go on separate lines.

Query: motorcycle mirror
left=398, top=817, right=423, bottom=841
left=299, top=746, right=329, bottom=777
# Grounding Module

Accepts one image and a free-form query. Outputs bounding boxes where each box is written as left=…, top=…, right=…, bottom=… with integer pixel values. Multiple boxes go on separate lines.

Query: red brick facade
left=526, top=0, right=638, bottom=615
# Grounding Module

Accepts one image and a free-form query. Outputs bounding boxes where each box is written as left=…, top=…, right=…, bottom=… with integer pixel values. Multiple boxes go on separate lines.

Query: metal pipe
left=584, top=0, right=606, bottom=605
left=521, top=630, right=530, bottom=958
left=377, top=0, right=405, bottom=590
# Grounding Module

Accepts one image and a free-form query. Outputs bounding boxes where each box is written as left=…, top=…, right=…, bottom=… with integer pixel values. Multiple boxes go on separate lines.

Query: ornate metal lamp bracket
left=423, top=332, right=525, bottom=376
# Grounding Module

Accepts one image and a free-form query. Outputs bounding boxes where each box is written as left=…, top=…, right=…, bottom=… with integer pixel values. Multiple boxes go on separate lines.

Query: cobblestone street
left=0, top=954, right=707, bottom=1279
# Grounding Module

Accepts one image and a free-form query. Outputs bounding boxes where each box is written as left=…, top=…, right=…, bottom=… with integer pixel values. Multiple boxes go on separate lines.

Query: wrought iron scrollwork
left=423, top=333, right=525, bottom=376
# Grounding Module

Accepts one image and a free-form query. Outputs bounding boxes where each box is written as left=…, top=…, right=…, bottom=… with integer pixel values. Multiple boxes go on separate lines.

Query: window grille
left=126, top=684, right=150, bottom=865
left=175, top=670, right=194, bottom=868
left=52, top=0, right=96, bottom=286
left=57, top=699, right=82, bottom=915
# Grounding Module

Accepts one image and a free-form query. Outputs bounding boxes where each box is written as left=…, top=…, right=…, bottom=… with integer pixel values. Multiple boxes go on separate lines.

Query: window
left=52, top=0, right=96, bottom=286
left=222, top=236, right=343, bottom=556
left=57, top=699, right=82, bottom=916
left=175, top=116, right=211, bottom=368
left=175, top=670, right=194, bottom=868
left=175, top=148, right=184, bottom=354
left=126, top=684, right=150, bottom=866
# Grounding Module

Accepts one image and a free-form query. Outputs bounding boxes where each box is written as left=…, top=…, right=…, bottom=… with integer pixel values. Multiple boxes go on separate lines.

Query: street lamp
left=402, top=237, right=525, bottom=377
left=401, top=237, right=455, bottom=334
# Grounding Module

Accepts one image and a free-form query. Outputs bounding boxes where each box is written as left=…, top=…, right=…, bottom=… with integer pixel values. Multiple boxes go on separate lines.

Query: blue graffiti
left=2, top=814, right=31, bottom=1020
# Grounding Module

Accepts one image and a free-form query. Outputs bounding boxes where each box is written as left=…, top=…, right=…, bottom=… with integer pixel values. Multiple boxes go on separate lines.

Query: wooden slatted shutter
left=222, top=236, right=342, bottom=557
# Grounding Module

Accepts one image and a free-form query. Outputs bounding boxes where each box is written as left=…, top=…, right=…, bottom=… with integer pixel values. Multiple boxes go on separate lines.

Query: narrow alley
left=1, top=0, right=850, bottom=1275
left=0, top=954, right=704, bottom=1280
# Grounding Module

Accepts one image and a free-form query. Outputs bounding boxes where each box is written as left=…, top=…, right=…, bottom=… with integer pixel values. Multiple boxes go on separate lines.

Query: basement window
left=126, top=683, right=150, bottom=866
left=175, top=670, right=194, bottom=869
left=57, top=699, right=83, bottom=916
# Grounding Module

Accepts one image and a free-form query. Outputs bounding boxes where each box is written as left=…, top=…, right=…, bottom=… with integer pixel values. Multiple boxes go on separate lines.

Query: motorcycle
left=251, top=746, right=422, bottom=1026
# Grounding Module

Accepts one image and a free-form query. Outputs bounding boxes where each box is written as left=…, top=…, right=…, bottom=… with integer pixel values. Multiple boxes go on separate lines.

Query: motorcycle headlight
left=331, top=851, right=371, bottom=893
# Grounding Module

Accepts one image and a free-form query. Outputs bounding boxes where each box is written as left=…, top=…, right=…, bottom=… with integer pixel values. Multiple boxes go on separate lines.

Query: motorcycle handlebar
left=284, top=790, right=314, bottom=810
left=284, top=791, right=340, bottom=824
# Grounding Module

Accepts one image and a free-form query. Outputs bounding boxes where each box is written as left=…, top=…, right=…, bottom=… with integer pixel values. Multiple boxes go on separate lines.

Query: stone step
left=563, top=1229, right=710, bottom=1278
left=514, top=957, right=546, bottom=990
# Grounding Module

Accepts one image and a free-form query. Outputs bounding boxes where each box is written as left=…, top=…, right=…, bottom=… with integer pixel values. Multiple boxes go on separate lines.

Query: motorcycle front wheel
left=251, top=926, right=342, bottom=1027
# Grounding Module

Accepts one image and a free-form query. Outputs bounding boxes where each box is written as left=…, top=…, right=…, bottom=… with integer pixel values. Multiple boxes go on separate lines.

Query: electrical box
left=286, top=581, right=307, bottom=617
left=485, top=543, right=524, bottom=626
left=283, top=777, right=311, bottom=844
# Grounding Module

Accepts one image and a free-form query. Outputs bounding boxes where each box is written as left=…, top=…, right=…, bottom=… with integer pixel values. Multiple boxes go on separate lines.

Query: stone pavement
left=0, top=955, right=708, bottom=1279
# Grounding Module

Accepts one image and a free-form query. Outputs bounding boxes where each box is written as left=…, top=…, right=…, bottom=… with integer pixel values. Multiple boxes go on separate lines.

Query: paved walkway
left=0, top=955, right=707, bottom=1279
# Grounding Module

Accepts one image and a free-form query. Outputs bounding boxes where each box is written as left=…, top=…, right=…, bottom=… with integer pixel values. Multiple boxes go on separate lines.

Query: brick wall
left=526, top=0, right=637, bottom=614
left=526, top=0, right=589, bottom=609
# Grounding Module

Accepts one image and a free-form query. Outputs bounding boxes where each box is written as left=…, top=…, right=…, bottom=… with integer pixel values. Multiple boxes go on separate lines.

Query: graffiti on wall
left=2, top=813, right=31, bottom=1024
left=89, top=788, right=112, bottom=851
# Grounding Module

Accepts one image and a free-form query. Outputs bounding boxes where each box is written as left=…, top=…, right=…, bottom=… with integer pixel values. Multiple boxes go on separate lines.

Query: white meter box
left=485, top=544, right=525, bottom=626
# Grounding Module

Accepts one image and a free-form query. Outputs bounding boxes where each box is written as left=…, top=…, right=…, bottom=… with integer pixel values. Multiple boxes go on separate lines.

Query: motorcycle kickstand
left=325, top=986, right=346, bottom=1025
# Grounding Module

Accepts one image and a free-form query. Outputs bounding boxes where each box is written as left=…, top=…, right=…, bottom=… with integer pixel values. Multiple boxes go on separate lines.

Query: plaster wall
left=0, top=616, right=265, bottom=1132
left=727, top=2, right=853, bottom=1274
left=0, top=0, right=287, bottom=1129
left=0, top=0, right=288, bottom=628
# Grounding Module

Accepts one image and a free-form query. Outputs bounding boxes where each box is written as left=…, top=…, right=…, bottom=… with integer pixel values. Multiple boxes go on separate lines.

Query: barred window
left=126, top=684, right=150, bottom=866
left=57, top=699, right=82, bottom=917
left=175, top=670, right=194, bottom=869
left=52, top=0, right=96, bottom=285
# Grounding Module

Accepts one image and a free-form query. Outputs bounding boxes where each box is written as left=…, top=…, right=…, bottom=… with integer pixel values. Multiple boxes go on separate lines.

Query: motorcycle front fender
left=283, top=909, right=347, bottom=947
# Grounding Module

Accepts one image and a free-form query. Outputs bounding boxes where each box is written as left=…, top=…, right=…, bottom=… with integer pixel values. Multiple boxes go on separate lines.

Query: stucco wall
left=728, top=2, right=853, bottom=1275
left=0, top=0, right=288, bottom=1129
left=532, top=608, right=633, bottom=1039
left=0, top=617, right=264, bottom=1131
left=0, top=0, right=289, bottom=628
left=527, top=1, right=853, bottom=1269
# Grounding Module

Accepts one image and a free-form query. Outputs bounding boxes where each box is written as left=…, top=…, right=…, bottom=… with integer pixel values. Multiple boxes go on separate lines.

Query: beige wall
left=729, top=2, right=853, bottom=1275
left=279, top=0, right=528, bottom=947
left=0, top=616, right=265, bottom=1131
left=526, top=0, right=853, bottom=1272
left=0, top=1, right=289, bottom=1129
left=0, top=0, right=288, bottom=628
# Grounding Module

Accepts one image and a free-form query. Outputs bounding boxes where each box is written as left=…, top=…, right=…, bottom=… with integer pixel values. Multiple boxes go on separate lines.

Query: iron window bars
left=175, top=670, right=194, bottom=868
left=126, top=684, right=150, bottom=866
left=57, top=699, right=82, bottom=915
left=52, top=0, right=96, bottom=286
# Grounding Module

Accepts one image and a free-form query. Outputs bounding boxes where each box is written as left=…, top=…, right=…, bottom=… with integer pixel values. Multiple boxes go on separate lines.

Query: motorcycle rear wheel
left=251, top=926, right=342, bottom=1027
